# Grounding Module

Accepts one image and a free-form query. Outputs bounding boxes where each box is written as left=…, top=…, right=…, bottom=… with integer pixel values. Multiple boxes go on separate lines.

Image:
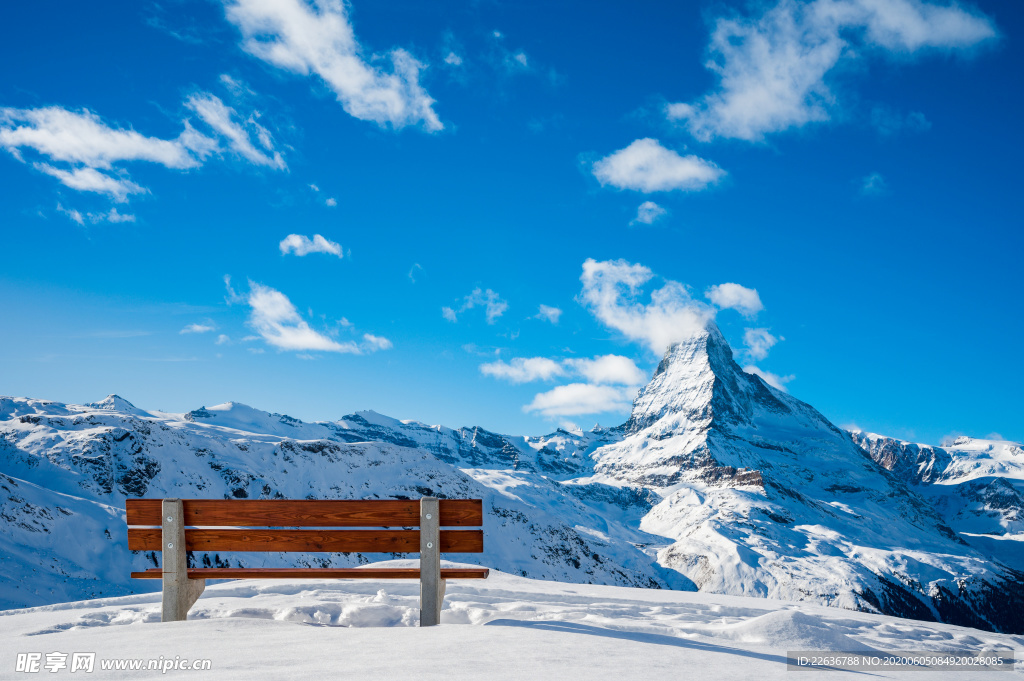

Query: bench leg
left=437, top=578, right=446, bottom=624
left=420, top=497, right=441, bottom=627
left=161, top=499, right=205, bottom=622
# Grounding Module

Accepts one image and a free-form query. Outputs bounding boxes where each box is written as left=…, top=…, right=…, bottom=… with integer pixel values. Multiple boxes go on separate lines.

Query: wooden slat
left=128, top=528, right=484, bottom=553
left=126, top=499, right=483, bottom=527
left=130, top=567, right=490, bottom=580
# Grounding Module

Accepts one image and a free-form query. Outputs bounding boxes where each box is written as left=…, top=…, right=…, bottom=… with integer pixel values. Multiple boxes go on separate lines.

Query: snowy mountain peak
left=626, top=322, right=794, bottom=438
left=87, top=394, right=148, bottom=416
left=88, top=394, right=136, bottom=410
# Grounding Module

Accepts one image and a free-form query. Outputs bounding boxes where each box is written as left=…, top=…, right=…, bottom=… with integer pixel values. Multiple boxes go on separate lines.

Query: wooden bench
left=125, top=496, right=488, bottom=626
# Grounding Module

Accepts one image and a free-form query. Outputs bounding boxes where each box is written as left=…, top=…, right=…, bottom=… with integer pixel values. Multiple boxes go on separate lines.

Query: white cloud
left=525, top=383, right=637, bottom=417
left=246, top=282, right=362, bottom=353
left=631, top=201, right=667, bottom=225
left=481, top=357, right=566, bottom=383
left=743, top=328, right=779, bottom=361
left=870, top=106, right=931, bottom=135
left=579, top=258, right=714, bottom=355
left=0, top=106, right=205, bottom=170
left=104, top=208, right=136, bottom=223
left=444, top=52, right=463, bottom=66
left=325, top=197, right=337, bottom=207
left=224, top=274, right=245, bottom=305
left=668, top=0, right=997, bottom=142
left=309, top=183, right=320, bottom=192
left=216, top=334, right=231, bottom=345
left=565, top=355, right=646, bottom=385
left=222, top=0, right=442, bottom=131
left=743, top=365, right=795, bottom=392
left=408, top=263, right=424, bottom=283
left=1, top=92, right=285, bottom=201
left=592, top=139, right=724, bottom=193
left=35, top=164, right=146, bottom=202
left=706, top=283, right=763, bottom=317
left=860, top=171, right=887, bottom=195
left=181, top=323, right=215, bottom=334
left=279, top=233, right=343, bottom=257
left=535, top=304, right=562, bottom=324
left=57, top=204, right=136, bottom=225
left=185, top=92, right=285, bottom=169
left=57, top=204, right=84, bottom=225
left=361, top=333, right=393, bottom=351
left=481, top=353, right=645, bottom=389
left=447, top=287, right=508, bottom=324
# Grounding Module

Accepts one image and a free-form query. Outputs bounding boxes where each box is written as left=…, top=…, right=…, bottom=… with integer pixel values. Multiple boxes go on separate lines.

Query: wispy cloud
left=705, top=283, right=763, bottom=317
left=870, top=106, right=931, bottom=136
left=592, top=138, right=724, bottom=193
left=481, top=357, right=566, bottom=383
left=631, top=201, right=667, bottom=225
left=1, top=91, right=285, bottom=201
left=443, top=287, right=508, bottom=324
left=245, top=281, right=390, bottom=354
left=222, top=0, right=441, bottom=131
left=180, top=323, right=216, bottom=334
left=35, top=164, right=147, bottom=203
left=57, top=204, right=136, bottom=225
left=525, top=383, right=638, bottom=417
left=743, top=365, right=795, bottom=392
left=408, top=263, right=424, bottom=283
left=279, top=233, right=343, bottom=257
left=361, top=334, right=393, bottom=352
left=185, top=92, right=285, bottom=169
left=860, top=171, right=888, bottom=195
left=579, top=258, right=715, bottom=355
left=484, top=353, right=647, bottom=418
left=535, top=304, right=562, bottom=324
left=742, top=328, right=779, bottom=361
left=667, top=0, right=997, bottom=142
left=564, top=355, right=646, bottom=386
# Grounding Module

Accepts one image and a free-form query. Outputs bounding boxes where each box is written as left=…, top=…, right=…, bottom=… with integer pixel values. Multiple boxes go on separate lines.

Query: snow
left=2, top=322, right=1022, bottom=634
left=1, top=564, right=1020, bottom=680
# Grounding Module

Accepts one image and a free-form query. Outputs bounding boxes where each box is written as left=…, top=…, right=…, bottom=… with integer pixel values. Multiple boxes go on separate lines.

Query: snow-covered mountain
left=848, top=430, right=1024, bottom=574
left=2, top=322, right=1022, bottom=633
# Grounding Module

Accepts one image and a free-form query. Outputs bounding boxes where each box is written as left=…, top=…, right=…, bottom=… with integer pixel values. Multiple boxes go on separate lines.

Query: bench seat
left=126, top=496, right=486, bottom=625
left=130, top=567, right=490, bottom=580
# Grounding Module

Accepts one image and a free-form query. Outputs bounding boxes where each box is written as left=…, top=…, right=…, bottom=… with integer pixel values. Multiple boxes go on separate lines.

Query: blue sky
left=1, top=0, right=1021, bottom=445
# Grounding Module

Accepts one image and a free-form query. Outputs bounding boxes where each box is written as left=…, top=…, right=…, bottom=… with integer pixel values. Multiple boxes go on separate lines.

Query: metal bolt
left=426, top=542, right=434, bottom=549
left=167, top=543, right=173, bottom=549
left=166, top=516, right=173, bottom=522
left=425, top=514, right=432, bottom=520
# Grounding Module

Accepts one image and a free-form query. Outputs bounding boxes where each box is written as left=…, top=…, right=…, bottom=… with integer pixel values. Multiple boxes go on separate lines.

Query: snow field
left=2, top=563, right=1021, bottom=680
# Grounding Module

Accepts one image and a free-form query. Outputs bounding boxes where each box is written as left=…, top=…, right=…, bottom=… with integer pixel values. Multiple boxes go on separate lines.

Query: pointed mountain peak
left=627, top=322, right=799, bottom=435
left=647, top=322, right=739, bottom=389
left=88, top=394, right=143, bottom=413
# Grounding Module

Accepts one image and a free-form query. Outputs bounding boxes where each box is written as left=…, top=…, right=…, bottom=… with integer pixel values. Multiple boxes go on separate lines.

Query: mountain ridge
left=2, top=324, right=1023, bottom=632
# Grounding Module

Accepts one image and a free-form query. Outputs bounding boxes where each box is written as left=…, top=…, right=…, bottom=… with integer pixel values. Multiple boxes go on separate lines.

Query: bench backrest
left=125, top=498, right=484, bottom=554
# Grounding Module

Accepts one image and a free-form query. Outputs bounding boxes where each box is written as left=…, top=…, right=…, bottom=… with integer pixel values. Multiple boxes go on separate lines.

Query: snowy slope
left=849, top=430, right=1024, bottom=574
left=581, top=325, right=1024, bottom=633
left=2, top=322, right=1023, bottom=633
left=0, top=396, right=676, bottom=611
left=1, top=567, right=1021, bottom=680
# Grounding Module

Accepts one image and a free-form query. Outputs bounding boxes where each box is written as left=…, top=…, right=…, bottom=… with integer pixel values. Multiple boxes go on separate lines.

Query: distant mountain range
left=2, top=323, right=1022, bottom=632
